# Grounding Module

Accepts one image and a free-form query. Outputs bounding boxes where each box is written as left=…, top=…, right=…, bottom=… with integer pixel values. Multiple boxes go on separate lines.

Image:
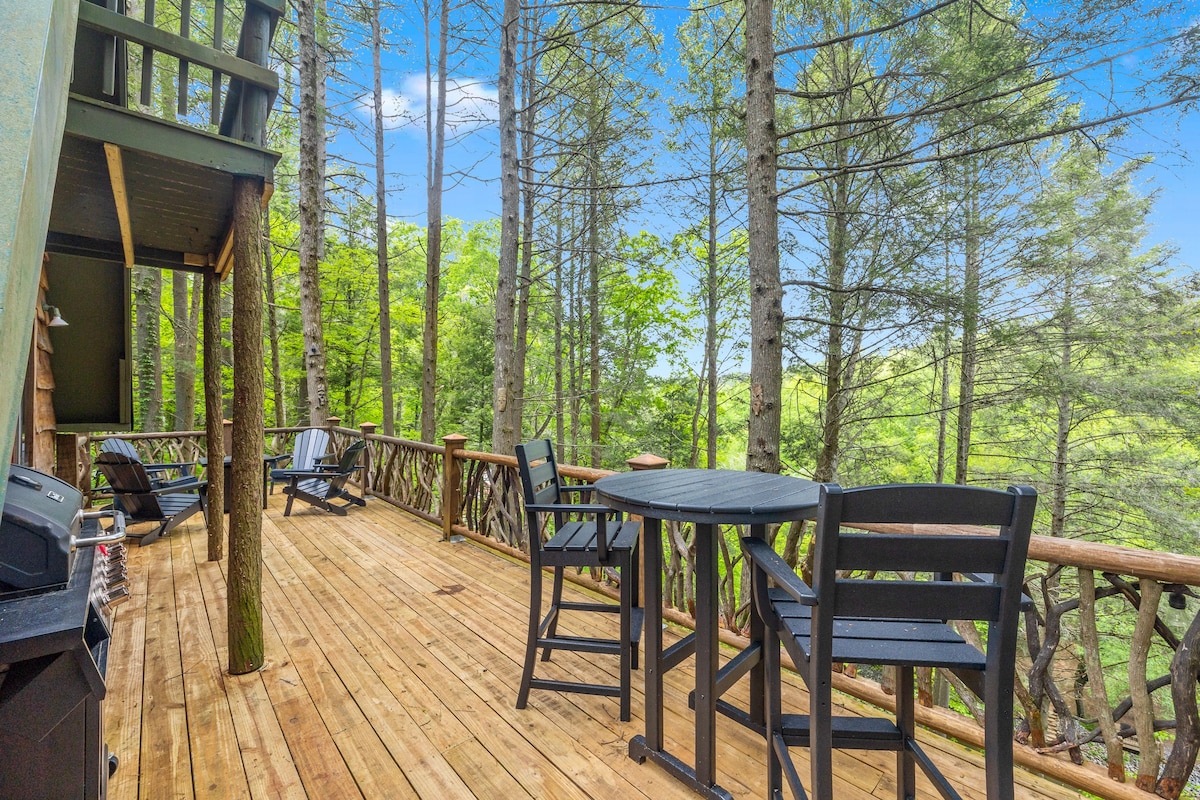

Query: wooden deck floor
left=104, top=494, right=1085, bottom=800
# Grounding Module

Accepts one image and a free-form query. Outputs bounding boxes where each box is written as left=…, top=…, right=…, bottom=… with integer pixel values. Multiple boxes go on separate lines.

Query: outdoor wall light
left=42, top=304, right=69, bottom=327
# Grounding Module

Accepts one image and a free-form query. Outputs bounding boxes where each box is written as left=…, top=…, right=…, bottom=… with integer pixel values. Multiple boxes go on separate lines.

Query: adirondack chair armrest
left=153, top=479, right=208, bottom=496
left=145, top=460, right=195, bottom=471
left=264, top=453, right=292, bottom=466
left=741, top=537, right=817, bottom=606
left=282, top=469, right=341, bottom=481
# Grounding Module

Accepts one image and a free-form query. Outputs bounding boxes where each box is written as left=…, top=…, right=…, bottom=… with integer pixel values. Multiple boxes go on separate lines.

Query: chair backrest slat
left=96, top=452, right=165, bottom=519
left=100, top=438, right=142, bottom=461
left=833, top=580, right=1004, bottom=621
left=836, top=534, right=1009, bottom=575
left=323, top=440, right=366, bottom=494
left=294, top=429, right=331, bottom=471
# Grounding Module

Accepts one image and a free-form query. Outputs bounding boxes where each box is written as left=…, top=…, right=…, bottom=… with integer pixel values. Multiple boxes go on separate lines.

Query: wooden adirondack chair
left=266, top=428, right=332, bottom=494
left=281, top=439, right=367, bottom=516
left=742, top=482, right=1036, bottom=800
left=96, top=451, right=208, bottom=547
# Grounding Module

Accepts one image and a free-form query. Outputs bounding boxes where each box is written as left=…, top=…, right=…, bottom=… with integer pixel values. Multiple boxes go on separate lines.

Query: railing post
left=627, top=453, right=669, bottom=472
left=442, top=433, right=468, bottom=542
left=359, top=422, right=376, bottom=493
left=626, top=453, right=668, bottom=598
left=222, top=418, right=233, bottom=457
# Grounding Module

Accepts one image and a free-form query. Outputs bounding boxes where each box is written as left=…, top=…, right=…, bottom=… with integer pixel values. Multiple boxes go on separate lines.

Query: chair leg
left=541, top=567, right=565, bottom=662
left=983, top=674, right=1015, bottom=800
left=619, top=550, right=632, bottom=722
left=516, top=563, right=543, bottom=710
left=284, top=490, right=296, bottom=517
left=630, top=541, right=640, bottom=672
left=764, top=623, right=785, bottom=799
left=896, top=666, right=916, bottom=800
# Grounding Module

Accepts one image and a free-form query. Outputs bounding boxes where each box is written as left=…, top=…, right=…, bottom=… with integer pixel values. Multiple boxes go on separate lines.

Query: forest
left=123, top=0, right=1200, bottom=556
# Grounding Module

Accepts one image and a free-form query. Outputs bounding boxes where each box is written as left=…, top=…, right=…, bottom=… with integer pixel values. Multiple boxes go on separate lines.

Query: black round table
left=596, top=469, right=819, bottom=800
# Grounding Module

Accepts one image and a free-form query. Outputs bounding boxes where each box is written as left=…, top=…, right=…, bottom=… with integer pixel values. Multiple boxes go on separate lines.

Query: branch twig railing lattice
left=77, top=428, right=1200, bottom=800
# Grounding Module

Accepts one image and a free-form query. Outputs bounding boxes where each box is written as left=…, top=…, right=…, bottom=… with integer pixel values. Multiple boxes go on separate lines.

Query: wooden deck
left=104, top=494, right=1085, bottom=800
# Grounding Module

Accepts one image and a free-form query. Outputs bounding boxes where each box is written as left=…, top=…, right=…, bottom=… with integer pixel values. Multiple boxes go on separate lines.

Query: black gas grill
left=0, top=465, right=127, bottom=800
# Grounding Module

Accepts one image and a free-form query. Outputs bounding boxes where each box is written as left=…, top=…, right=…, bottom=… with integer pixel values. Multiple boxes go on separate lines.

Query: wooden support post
left=203, top=269, right=224, bottom=560
left=442, top=433, right=467, bottom=542
left=626, top=453, right=668, bottom=598
left=227, top=174, right=265, bottom=676
left=55, top=432, right=81, bottom=494
left=325, top=416, right=341, bottom=433
left=222, top=417, right=233, bottom=456
left=358, top=422, right=376, bottom=494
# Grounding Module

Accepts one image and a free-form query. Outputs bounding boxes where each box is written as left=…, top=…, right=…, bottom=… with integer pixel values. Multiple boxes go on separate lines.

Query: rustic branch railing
left=74, top=428, right=1200, bottom=799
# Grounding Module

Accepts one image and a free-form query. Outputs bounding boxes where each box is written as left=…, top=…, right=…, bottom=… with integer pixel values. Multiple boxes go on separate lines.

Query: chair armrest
left=264, top=453, right=292, bottom=466
left=558, top=483, right=596, bottom=494
left=145, top=461, right=196, bottom=472
left=526, top=503, right=619, bottom=517
left=740, top=537, right=817, bottom=606
left=153, top=479, right=208, bottom=496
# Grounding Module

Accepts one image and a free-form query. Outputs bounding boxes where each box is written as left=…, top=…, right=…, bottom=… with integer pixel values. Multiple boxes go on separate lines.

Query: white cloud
left=359, top=74, right=499, bottom=134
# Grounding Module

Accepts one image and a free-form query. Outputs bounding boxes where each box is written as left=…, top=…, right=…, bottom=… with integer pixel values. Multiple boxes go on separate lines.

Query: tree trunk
left=553, top=194, right=565, bottom=452
left=202, top=268, right=224, bottom=561
left=954, top=168, right=980, bottom=484
left=745, top=0, right=782, bottom=475
left=587, top=144, right=601, bottom=468
left=1051, top=272, right=1074, bottom=537
left=814, top=168, right=850, bottom=483
left=135, top=267, right=163, bottom=431
left=492, top=0, right=519, bottom=455
left=375, top=0, right=394, bottom=436
left=298, top=0, right=330, bottom=425
left=514, top=4, right=541, bottom=445
left=227, top=176, right=265, bottom=675
left=420, top=0, right=448, bottom=443
left=172, top=271, right=197, bottom=429
left=263, top=207, right=285, bottom=428
left=705, top=123, right=719, bottom=470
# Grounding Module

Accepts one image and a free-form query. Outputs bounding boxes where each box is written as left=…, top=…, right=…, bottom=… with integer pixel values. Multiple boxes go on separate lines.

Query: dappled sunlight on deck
left=104, top=495, right=1085, bottom=799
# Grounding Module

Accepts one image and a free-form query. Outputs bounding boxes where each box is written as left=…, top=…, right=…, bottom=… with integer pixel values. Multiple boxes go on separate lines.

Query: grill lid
left=0, top=466, right=82, bottom=590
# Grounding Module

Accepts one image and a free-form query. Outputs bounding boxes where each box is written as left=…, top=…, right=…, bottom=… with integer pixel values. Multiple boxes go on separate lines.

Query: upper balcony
left=51, top=0, right=282, bottom=274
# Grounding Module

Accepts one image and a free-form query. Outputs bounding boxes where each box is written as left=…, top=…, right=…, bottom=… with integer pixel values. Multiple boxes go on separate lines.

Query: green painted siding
left=0, top=0, right=78, bottom=495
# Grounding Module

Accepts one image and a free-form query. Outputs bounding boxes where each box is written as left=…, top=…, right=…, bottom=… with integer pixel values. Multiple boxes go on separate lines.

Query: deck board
left=105, top=495, right=1086, bottom=800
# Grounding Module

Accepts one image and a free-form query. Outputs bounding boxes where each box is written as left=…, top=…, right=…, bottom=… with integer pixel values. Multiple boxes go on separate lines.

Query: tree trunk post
left=358, top=422, right=376, bottom=494
left=203, top=270, right=224, bottom=561
left=227, top=175, right=266, bottom=676
left=442, top=433, right=467, bottom=542
left=55, top=432, right=81, bottom=493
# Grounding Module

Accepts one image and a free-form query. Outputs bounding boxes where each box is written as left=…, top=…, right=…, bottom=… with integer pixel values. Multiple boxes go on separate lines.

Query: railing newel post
left=442, top=434, right=468, bottom=542
left=359, top=422, right=376, bottom=493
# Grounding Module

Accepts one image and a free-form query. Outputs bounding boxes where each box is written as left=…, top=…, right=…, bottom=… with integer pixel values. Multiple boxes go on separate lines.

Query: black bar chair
left=514, top=439, right=643, bottom=721
left=742, top=482, right=1037, bottom=800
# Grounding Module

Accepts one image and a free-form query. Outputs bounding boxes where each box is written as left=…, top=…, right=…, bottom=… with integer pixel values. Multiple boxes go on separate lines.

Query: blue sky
left=346, top=7, right=1198, bottom=274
